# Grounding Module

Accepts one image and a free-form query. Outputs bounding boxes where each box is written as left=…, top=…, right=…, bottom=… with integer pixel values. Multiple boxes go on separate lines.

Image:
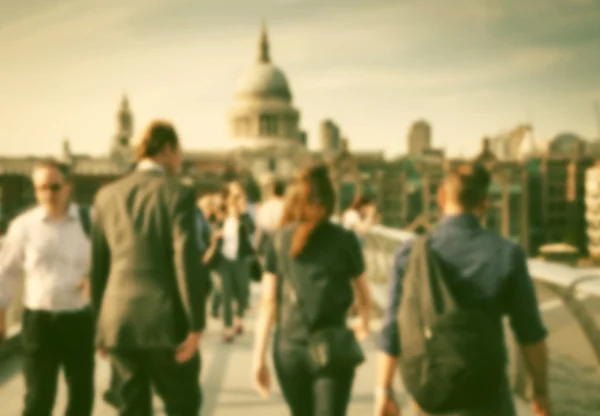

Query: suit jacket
left=90, top=170, right=208, bottom=348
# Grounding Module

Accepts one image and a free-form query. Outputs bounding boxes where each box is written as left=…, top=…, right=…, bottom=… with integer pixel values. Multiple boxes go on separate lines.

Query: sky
left=0, top=0, right=599, bottom=159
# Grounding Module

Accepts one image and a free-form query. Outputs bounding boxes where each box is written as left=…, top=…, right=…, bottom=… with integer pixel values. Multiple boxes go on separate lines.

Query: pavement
left=0, top=289, right=535, bottom=416
left=1, top=284, right=599, bottom=415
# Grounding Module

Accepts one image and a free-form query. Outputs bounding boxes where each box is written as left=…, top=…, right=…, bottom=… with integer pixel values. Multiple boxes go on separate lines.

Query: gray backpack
left=398, top=237, right=505, bottom=413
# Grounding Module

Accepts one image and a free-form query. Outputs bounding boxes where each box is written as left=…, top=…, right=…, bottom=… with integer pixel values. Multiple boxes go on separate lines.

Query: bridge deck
left=0, top=293, right=533, bottom=415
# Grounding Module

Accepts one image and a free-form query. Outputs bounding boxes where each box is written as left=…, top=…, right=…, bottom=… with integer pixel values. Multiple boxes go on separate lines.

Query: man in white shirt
left=0, top=160, right=95, bottom=416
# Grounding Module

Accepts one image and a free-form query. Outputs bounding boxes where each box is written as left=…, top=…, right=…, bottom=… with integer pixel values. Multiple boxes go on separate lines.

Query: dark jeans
left=21, top=307, right=95, bottom=416
left=274, top=345, right=355, bottom=416
left=219, top=258, right=249, bottom=328
left=108, top=349, right=201, bottom=416
left=210, top=272, right=222, bottom=317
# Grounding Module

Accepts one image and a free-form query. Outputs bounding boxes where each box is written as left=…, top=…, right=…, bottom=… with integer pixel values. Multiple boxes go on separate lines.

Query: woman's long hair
left=289, top=164, right=336, bottom=257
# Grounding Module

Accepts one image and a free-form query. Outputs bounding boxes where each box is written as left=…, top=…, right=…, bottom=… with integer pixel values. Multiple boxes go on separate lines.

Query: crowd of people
left=0, top=119, right=551, bottom=416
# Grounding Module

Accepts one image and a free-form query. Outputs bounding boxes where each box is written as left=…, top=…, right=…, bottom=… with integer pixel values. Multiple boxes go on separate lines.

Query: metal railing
left=0, top=237, right=23, bottom=359
left=362, top=224, right=600, bottom=403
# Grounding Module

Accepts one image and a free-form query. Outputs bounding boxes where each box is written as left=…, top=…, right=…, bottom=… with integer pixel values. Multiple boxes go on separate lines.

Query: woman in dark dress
left=252, top=165, right=372, bottom=416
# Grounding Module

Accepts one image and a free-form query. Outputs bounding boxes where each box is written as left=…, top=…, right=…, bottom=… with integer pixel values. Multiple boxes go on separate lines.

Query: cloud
left=293, top=46, right=570, bottom=93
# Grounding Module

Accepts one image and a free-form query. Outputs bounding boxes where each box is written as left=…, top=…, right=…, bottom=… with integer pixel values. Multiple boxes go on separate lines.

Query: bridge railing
left=0, top=237, right=23, bottom=359
left=362, top=224, right=600, bottom=401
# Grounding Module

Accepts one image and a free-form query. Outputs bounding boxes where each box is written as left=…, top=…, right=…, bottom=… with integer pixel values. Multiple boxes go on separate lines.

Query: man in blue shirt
left=374, top=163, right=551, bottom=416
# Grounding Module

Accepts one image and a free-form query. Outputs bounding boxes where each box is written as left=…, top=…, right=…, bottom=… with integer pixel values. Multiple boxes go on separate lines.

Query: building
left=227, top=23, right=309, bottom=180
left=0, top=22, right=391, bottom=231
left=585, top=161, right=600, bottom=260
left=407, top=120, right=432, bottom=156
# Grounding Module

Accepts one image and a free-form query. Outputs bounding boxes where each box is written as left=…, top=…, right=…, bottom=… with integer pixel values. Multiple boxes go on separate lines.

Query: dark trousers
left=274, top=346, right=355, bottom=416
left=108, top=349, right=201, bottom=416
left=210, top=272, right=222, bottom=317
left=219, top=258, right=249, bottom=328
left=415, top=376, right=516, bottom=416
left=21, top=307, right=95, bottom=416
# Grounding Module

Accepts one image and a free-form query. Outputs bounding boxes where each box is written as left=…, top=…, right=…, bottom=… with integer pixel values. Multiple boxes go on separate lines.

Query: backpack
left=398, top=236, right=506, bottom=414
left=78, top=205, right=91, bottom=238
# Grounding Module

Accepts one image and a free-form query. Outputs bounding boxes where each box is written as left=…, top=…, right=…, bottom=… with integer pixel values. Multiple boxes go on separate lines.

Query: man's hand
left=252, top=361, right=271, bottom=399
left=532, top=394, right=551, bottom=416
left=176, top=331, right=201, bottom=363
left=374, top=391, right=400, bottom=416
left=97, top=348, right=108, bottom=359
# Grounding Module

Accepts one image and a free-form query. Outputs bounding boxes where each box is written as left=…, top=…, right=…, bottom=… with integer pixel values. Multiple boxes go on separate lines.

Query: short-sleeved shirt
left=265, top=220, right=365, bottom=345
left=379, top=214, right=548, bottom=358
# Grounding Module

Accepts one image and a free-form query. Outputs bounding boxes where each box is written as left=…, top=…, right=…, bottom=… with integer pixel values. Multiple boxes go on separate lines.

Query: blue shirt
left=379, top=214, right=548, bottom=357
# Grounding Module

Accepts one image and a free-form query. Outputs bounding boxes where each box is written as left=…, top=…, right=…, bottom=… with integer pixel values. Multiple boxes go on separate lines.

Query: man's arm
left=506, top=245, right=549, bottom=399
left=376, top=241, right=413, bottom=387
left=172, top=186, right=206, bottom=332
left=0, top=219, right=26, bottom=340
left=89, top=196, right=111, bottom=317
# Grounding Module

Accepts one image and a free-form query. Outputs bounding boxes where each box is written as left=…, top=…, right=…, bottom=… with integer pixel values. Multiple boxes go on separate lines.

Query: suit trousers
left=274, top=344, right=355, bottom=416
left=108, top=348, right=201, bottom=416
left=21, top=307, right=95, bottom=416
left=218, top=258, right=249, bottom=328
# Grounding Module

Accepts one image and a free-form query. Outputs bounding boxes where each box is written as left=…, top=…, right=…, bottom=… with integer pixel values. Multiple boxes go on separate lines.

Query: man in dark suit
left=90, top=121, right=209, bottom=415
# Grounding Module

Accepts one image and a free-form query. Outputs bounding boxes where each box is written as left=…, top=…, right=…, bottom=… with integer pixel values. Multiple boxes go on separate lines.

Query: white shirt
left=342, top=209, right=361, bottom=231
left=0, top=204, right=90, bottom=311
left=256, top=198, right=284, bottom=233
left=137, top=159, right=164, bottom=173
left=221, top=216, right=239, bottom=260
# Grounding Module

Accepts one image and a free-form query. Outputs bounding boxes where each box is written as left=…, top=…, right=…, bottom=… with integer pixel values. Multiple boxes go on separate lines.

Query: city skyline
left=1, top=0, right=599, bottom=158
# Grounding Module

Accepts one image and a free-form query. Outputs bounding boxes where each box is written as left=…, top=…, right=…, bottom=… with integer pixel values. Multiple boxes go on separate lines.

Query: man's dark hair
left=444, top=162, right=491, bottom=211
left=33, top=159, right=71, bottom=181
left=273, top=180, right=286, bottom=198
left=134, top=121, right=179, bottom=161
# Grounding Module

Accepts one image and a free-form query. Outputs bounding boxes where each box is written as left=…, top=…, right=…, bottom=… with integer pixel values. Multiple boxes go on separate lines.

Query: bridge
left=1, top=224, right=600, bottom=415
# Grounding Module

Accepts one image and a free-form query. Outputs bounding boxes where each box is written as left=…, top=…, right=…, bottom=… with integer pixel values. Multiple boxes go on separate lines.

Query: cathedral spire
left=258, top=21, right=270, bottom=63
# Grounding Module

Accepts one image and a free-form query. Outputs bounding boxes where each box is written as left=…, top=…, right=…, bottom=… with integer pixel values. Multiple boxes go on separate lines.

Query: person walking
left=374, top=163, right=550, bottom=416
left=0, top=160, right=95, bottom=416
left=214, top=186, right=256, bottom=342
left=341, top=194, right=377, bottom=243
left=255, top=178, right=285, bottom=256
left=252, top=165, right=372, bottom=416
left=90, top=121, right=209, bottom=415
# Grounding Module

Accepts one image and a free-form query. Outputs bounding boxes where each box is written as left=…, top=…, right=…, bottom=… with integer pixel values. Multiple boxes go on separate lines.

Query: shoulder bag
left=274, top=231, right=365, bottom=374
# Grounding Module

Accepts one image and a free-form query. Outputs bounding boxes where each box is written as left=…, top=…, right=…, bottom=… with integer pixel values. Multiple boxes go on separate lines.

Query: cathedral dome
left=233, top=24, right=292, bottom=101
left=235, top=63, right=291, bottom=101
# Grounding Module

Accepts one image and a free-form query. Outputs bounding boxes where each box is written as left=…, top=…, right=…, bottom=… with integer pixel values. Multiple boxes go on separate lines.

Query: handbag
left=248, top=256, right=263, bottom=282
left=274, top=231, right=365, bottom=374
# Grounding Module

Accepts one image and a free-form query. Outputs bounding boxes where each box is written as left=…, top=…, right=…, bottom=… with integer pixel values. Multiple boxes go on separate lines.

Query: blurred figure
left=255, top=178, right=285, bottom=256
left=0, top=160, right=95, bottom=416
left=201, top=190, right=224, bottom=318
left=341, top=194, right=378, bottom=240
left=90, top=121, right=208, bottom=415
left=213, top=186, right=256, bottom=342
left=252, top=164, right=372, bottom=416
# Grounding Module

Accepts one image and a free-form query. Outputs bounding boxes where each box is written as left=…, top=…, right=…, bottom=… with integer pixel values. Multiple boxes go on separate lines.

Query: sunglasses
left=36, top=183, right=63, bottom=192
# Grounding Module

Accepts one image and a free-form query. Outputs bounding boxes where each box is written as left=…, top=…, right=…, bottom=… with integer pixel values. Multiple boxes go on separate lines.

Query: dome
left=234, top=62, right=291, bottom=100
left=233, top=23, right=292, bottom=101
